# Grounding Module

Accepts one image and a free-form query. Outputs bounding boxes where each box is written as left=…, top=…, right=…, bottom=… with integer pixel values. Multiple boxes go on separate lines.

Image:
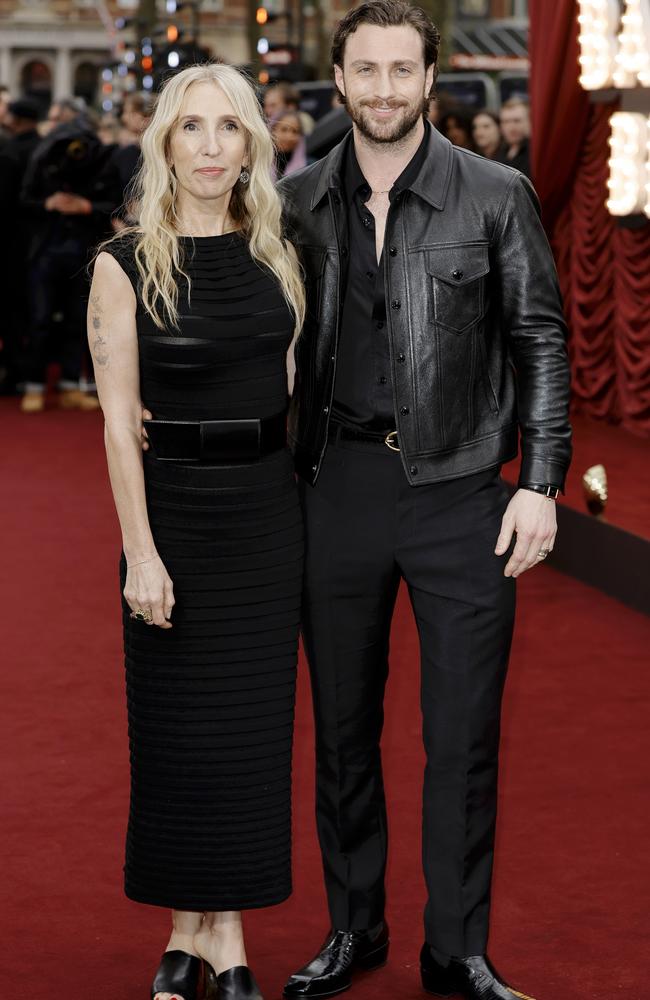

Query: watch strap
left=520, top=482, right=560, bottom=499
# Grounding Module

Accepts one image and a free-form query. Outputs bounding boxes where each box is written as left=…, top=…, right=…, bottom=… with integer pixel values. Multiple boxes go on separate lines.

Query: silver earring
left=239, top=168, right=250, bottom=184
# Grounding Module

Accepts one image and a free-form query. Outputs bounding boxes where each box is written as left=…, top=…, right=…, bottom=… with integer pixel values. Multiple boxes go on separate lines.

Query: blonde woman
left=88, top=63, right=305, bottom=1000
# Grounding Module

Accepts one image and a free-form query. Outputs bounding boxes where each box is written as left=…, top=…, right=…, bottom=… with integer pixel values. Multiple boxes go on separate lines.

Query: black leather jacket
left=279, top=126, right=572, bottom=489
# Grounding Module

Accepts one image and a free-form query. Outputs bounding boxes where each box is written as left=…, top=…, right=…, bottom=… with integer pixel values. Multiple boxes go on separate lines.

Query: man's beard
left=342, top=92, right=429, bottom=145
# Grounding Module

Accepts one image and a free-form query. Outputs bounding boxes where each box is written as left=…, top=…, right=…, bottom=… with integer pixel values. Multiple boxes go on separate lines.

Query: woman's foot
left=153, top=924, right=203, bottom=1000
left=193, top=917, right=247, bottom=978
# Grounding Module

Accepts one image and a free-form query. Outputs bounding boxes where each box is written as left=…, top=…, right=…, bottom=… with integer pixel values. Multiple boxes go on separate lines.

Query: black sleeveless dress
left=104, top=232, right=302, bottom=911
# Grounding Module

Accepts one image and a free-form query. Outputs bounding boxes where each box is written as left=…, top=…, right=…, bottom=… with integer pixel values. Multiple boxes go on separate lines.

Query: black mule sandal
left=204, top=963, right=263, bottom=1000
left=151, top=950, right=204, bottom=1000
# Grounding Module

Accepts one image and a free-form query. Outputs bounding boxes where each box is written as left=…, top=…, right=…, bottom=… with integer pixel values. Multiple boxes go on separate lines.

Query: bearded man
left=277, top=2, right=571, bottom=999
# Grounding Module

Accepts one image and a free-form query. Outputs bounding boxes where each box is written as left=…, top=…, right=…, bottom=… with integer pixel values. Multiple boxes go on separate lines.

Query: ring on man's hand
left=130, top=607, right=153, bottom=623
left=538, top=549, right=549, bottom=560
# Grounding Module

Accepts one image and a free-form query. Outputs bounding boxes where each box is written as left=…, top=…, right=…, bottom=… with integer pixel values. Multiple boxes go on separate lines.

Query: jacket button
left=323, top=406, right=329, bottom=414
left=397, top=353, right=405, bottom=363
left=452, top=268, right=463, bottom=280
left=389, top=246, right=397, bottom=256
left=400, top=405, right=409, bottom=415
left=311, top=464, right=318, bottom=473
left=410, top=465, right=418, bottom=475
left=391, top=299, right=401, bottom=309
left=331, top=355, right=335, bottom=362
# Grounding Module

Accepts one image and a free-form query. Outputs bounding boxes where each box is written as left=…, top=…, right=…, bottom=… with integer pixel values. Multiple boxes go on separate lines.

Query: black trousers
left=25, top=242, right=89, bottom=388
left=298, top=437, right=516, bottom=959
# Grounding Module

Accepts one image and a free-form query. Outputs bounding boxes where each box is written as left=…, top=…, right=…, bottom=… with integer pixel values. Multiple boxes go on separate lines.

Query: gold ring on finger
left=131, top=607, right=153, bottom=623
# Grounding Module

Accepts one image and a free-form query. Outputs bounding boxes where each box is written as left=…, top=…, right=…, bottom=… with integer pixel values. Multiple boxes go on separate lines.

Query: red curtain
left=529, top=0, right=650, bottom=435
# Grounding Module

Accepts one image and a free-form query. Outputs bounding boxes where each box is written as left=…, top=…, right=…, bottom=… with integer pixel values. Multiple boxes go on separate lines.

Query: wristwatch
left=520, top=483, right=560, bottom=500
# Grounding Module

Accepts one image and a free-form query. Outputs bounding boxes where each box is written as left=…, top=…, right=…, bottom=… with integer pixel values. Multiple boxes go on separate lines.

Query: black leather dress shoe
left=420, top=946, right=535, bottom=1000
left=283, top=922, right=389, bottom=998
left=205, top=964, right=263, bottom=1000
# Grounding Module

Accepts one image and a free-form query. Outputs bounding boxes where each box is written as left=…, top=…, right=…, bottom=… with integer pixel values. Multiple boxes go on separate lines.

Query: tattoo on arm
left=90, top=293, right=109, bottom=367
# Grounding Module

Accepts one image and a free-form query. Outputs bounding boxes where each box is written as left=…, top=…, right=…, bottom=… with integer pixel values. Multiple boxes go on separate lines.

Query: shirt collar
left=344, top=121, right=432, bottom=205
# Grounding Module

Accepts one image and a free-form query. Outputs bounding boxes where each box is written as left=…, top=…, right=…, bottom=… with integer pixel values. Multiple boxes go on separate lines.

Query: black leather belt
left=328, top=423, right=400, bottom=452
left=143, top=412, right=287, bottom=462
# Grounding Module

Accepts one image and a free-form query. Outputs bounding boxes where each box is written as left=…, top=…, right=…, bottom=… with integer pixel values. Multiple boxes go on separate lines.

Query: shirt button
left=410, top=465, right=418, bottom=475
left=400, top=405, right=409, bottom=415
left=389, top=246, right=397, bottom=256
left=378, top=376, right=387, bottom=385
left=397, top=353, right=405, bottom=362
left=452, top=268, right=463, bottom=280
left=391, top=299, right=401, bottom=310
left=366, top=271, right=374, bottom=279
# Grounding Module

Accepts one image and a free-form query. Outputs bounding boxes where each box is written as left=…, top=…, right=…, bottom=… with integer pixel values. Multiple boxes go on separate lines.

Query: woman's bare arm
left=89, top=252, right=174, bottom=627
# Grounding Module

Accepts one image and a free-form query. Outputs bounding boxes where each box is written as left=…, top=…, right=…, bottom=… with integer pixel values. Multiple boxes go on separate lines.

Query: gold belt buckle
left=384, top=430, right=400, bottom=452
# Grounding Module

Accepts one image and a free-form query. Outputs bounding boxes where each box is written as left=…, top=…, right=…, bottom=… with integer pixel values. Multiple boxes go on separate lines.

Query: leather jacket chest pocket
left=426, top=245, right=489, bottom=333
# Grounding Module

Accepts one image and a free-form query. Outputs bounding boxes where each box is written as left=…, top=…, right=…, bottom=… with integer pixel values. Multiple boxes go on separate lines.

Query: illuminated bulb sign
left=606, top=112, right=649, bottom=213
left=578, top=0, right=650, bottom=87
left=577, top=0, right=650, bottom=216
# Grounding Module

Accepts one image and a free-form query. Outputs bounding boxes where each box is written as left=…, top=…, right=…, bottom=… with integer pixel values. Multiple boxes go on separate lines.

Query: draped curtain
left=529, top=0, right=650, bottom=435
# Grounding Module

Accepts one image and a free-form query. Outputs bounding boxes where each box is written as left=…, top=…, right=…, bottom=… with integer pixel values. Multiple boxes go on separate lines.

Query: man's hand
left=495, top=489, right=557, bottom=578
left=141, top=406, right=152, bottom=451
left=45, top=191, right=92, bottom=214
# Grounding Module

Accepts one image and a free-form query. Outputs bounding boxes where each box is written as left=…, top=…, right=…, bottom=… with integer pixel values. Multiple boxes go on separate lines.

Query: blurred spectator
left=271, top=110, right=307, bottom=180
left=39, top=98, right=86, bottom=137
left=19, top=109, right=120, bottom=412
left=0, top=85, right=11, bottom=145
left=427, top=91, right=458, bottom=127
left=111, top=93, right=154, bottom=230
left=471, top=110, right=505, bottom=161
left=497, top=97, right=531, bottom=178
left=0, top=99, right=42, bottom=394
left=438, top=109, right=475, bottom=150
left=98, top=113, right=121, bottom=146
left=5, top=98, right=42, bottom=170
left=263, top=81, right=315, bottom=136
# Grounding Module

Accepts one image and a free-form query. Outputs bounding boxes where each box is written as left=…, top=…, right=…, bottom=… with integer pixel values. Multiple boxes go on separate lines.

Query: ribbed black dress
left=104, top=231, right=302, bottom=911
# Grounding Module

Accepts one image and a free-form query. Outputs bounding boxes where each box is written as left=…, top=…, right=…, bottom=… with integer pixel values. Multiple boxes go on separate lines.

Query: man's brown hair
left=331, top=0, right=440, bottom=96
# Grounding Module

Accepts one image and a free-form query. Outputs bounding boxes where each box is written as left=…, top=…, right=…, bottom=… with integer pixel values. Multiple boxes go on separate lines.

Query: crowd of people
left=432, top=95, right=531, bottom=177
left=0, top=77, right=530, bottom=414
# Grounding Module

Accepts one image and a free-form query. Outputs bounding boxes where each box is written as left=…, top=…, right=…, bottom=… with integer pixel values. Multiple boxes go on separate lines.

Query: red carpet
left=2, top=397, right=649, bottom=1000
left=504, top=412, right=650, bottom=540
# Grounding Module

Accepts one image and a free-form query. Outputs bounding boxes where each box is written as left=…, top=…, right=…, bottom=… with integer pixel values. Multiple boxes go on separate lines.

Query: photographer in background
left=19, top=104, right=121, bottom=413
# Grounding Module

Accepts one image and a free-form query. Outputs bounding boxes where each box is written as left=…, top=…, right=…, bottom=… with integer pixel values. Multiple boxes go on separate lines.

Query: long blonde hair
left=105, top=63, right=304, bottom=333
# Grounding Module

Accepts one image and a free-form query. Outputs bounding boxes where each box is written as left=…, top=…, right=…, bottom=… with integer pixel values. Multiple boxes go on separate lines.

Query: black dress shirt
left=331, top=124, right=429, bottom=431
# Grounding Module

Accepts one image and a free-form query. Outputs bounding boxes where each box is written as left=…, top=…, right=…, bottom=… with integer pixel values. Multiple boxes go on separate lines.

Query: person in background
left=98, top=113, right=121, bottom=147
left=271, top=110, right=307, bottom=180
left=437, top=108, right=475, bottom=150
left=497, top=96, right=531, bottom=178
left=0, top=85, right=11, bottom=145
left=263, top=81, right=315, bottom=137
left=19, top=103, right=120, bottom=412
left=111, top=93, right=155, bottom=230
left=0, top=98, right=42, bottom=394
left=40, top=97, right=85, bottom=137
left=471, top=109, right=505, bottom=161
